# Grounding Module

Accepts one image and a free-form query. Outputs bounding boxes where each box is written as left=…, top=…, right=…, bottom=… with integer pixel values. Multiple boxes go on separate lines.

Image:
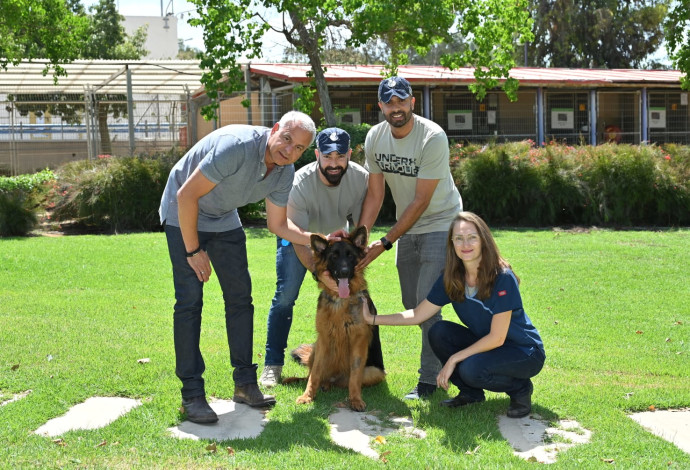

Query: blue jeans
left=428, top=320, right=546, bottom=400
left=165, top=224, right=257, bottom=400
left=264, top=237, right=308, bottom=366
left=396, top=231, right=447, bottom=385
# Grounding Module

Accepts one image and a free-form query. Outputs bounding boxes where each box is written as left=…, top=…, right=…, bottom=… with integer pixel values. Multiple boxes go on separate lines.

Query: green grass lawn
left=1, top=227, right=688, bottom=469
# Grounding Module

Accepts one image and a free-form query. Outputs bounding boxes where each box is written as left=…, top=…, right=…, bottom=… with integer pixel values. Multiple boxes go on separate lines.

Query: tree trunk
left=97, top=102, right=112, bottom=155
left=288, top=12, right=337, bottom=127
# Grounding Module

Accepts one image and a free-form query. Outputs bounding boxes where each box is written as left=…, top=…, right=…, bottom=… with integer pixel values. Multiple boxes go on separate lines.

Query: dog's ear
left=311, top=233, right=329, bottom=254
left=350, top=226, right=368, bottom=249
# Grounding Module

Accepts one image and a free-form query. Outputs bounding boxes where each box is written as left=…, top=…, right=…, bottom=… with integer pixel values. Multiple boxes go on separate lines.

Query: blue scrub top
left=426, top=269, right=545, bottom=355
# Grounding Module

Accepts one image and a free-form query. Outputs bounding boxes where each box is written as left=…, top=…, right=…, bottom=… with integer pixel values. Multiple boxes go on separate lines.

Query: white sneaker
left=259, top=365, right=282, bottom=387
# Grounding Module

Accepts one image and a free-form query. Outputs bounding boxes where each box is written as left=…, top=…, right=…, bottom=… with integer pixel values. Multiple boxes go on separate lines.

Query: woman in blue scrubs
left=362, top=211, right=545, bottom=418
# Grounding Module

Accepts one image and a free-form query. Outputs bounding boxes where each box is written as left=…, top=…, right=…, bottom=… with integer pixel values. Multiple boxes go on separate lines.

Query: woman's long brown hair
left=443, top=211, right=518, bottom=301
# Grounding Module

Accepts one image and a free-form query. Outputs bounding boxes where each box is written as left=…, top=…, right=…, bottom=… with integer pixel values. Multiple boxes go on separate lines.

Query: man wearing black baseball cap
left=359, top=76, right=463, bottom=400
left=260, top=127, right=377, bottom=387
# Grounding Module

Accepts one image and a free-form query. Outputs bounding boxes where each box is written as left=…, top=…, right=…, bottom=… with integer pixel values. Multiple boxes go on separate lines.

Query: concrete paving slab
left=328, top=408, right=426, bottom=459
left=168, top=399, right=268, bottom=441
left=25, top=391, right=690, bottom=459
left=497, top=414, right=591, bottom=464
left=34, top=397, right=141, bottom=437
left=629, top=409, right=690, bottom=454
left=0, top=390, right=31, bottom=407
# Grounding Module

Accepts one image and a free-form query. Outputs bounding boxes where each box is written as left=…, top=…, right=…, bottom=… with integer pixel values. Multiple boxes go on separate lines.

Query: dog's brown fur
left=293, top=226, right=385, bottom=411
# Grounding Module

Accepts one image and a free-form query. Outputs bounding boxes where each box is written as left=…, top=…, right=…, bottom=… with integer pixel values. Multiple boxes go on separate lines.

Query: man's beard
left=319, top=162, right=348, bottom=185
left=384, top=106, right=413, bottom=128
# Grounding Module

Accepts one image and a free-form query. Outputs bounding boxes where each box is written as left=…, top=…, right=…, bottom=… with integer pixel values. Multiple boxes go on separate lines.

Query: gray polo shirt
left=159, top=125, right=294, bottom=232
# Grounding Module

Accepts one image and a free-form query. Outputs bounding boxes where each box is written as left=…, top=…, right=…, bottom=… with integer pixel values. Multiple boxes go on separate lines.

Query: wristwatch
left=380, top=236, right=393, bottom=251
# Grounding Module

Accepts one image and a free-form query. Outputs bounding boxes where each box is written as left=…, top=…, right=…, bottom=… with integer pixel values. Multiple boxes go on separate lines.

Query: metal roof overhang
left=4, top=60, right=678, bottom=97
left=0, top=59, right=204, bottom=95
left=246, top=64, right=684, bottom=90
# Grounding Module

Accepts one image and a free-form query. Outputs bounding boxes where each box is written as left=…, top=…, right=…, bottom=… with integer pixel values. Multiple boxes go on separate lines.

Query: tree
left=177, top=41, right=202, bottom=60
left=10, top=0, right=148, bottom=154
left=81, top=0, right=148, bottom=154
left=0, top=0, right=89, bottom=79
left=189, top=0, right=533, bottom=125
left=666, top=1, right=690, bottom=90
left=406, top=33, right=468, bottom=66
left=525, top=0, right=669, bottom=69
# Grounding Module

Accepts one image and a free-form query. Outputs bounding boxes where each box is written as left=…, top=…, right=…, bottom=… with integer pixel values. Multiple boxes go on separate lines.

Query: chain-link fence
left=5, top=75, right=689, bottom=176
left=210, top=85, right=689, bottom=149
left=0, top=89, right=191, bottom=175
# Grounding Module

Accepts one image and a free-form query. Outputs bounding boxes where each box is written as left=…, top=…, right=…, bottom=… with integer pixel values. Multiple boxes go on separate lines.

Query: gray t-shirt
left=288, top=161, right=369, bottom=234
left=364, top=114, right=462, bottom=234
left=159, top=125, right=294, bottom=232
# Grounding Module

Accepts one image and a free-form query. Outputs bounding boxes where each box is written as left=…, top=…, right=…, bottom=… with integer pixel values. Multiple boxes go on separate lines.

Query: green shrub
left=577, top=144, right=690, bottom=226
left=48, top=149, right=266, bottom=231
left=50, top=151, right=180, bottom=233
left=39, top=140, right=690, bottom=232
left=452, top=141, right=690, bottom=227
left=0, top=169, right=55, bottom=236
left=535, top=145, right=588, bottom=225
left=0, top=190, right=37, bottom=237
left=0, top=169, right=55, bottom=194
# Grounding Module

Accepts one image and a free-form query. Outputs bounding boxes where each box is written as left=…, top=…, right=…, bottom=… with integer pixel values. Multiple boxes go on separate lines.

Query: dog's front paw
left=349, top=397, right=366, bottom=412
left=296, top=394, right=314, bottom=405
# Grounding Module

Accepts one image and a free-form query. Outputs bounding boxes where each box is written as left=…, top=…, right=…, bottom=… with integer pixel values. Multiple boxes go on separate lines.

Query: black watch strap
left=186, top=246, right=202, bottom=258
left=380, top=236, right=393, bottom=251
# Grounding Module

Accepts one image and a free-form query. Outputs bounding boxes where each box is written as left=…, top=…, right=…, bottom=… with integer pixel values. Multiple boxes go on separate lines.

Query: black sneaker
left=404, top=382, right=437, bottom=400
left=181, top=396, right=218, bottom=424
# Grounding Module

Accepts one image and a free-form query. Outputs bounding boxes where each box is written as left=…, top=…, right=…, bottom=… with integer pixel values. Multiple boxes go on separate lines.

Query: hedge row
left=1, top=139, right=688, bottom=237
left=451, top=141, right=689, bottom=227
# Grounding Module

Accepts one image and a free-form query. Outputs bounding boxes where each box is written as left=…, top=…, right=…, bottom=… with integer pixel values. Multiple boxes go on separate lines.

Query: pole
left=126, top=65, right=135, bottom=155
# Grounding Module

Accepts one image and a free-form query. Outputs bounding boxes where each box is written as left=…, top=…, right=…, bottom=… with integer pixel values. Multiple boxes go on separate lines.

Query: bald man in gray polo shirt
left=159, top=111, right=316, bottom=423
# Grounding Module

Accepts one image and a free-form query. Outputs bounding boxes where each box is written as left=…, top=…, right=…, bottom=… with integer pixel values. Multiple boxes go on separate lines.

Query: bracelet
left=185, top=246, right=202, bottom=258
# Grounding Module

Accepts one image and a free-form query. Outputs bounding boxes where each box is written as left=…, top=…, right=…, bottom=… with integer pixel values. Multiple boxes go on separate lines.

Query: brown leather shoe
left=181, top=396, right=218, bottom=424
left=233, top=383, right=276, bottom=408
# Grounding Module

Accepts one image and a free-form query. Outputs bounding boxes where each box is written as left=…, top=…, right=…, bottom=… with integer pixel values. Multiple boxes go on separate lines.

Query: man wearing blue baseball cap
left=260, top=127, right=377, bottom=387
left=359, top=76, right=463, bottom=400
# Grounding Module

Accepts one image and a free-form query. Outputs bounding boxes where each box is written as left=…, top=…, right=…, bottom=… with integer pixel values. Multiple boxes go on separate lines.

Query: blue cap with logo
left=316, top=127, right=351, bottom=155
left=378, top=76, right=412, bottom=103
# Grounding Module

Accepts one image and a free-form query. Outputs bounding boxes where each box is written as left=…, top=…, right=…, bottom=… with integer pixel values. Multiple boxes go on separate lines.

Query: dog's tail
left=290, top=343, right=313, bottom=367
left=362, top=366, right=386, bottom=387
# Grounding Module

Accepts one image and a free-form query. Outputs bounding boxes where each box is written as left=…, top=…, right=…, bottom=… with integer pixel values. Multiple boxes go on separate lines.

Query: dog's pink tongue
left=337, top=278, right=350, bottom=298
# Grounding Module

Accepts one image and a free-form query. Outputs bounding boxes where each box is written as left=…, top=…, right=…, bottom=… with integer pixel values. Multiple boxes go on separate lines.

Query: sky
left=80, top=0, right=288, bottom=60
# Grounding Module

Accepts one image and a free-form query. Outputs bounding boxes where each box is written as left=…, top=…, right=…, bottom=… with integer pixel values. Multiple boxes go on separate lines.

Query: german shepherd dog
left=292, top=226, right=386, bottom=411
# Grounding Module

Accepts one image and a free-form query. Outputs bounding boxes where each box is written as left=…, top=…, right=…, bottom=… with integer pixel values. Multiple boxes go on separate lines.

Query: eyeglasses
left=451, top=234, right=480, bottom=245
